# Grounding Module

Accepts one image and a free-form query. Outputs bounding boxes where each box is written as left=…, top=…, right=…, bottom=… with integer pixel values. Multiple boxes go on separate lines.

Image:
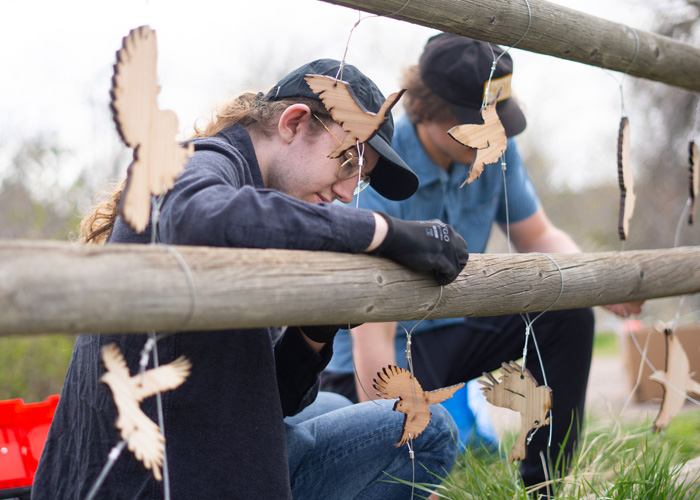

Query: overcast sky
left=0, top=0, right=677, bottom=194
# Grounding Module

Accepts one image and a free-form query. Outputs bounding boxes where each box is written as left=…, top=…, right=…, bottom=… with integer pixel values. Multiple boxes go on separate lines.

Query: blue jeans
left=285, top=392, right=458, bottom=499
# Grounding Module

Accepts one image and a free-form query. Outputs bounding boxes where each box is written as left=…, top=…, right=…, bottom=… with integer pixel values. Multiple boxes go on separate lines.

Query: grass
left=391, top=410, right=700, bottom=499
left=0, top=334, right=76, bottom=402
left=592, top=331, right=619, bottom=357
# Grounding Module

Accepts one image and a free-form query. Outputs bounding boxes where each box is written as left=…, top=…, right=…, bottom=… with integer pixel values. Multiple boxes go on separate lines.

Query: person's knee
left=416, top=404, right=459, bottom=473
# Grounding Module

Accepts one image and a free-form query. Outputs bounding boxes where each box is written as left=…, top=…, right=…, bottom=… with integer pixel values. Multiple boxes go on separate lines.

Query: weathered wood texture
left=2, top=241, right=700, bottom=336
left=320, top=0, right=700, bottom=93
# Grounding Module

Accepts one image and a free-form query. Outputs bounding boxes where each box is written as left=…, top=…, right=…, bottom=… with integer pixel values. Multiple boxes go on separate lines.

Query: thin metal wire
left=602, top=25, right=640, bottom=118
left=692, top=99, right=700, bottom=139
left=351, top=286, right=445, bottom=403
left=335, top=0, right=414, bottom=82
left=85, top=440, right=128, bottom=500
left=483, top=0, right=532, bottom=107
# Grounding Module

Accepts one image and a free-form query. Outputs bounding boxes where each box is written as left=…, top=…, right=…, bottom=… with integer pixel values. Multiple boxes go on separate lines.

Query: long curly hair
left=80, top=94, right=332, bottom=244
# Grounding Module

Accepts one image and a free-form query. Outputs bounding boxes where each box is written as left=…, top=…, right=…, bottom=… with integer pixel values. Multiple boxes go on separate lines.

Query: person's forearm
left=364, top=212, right=389, bottom=252
left=351, top=322, right=397, bottom=402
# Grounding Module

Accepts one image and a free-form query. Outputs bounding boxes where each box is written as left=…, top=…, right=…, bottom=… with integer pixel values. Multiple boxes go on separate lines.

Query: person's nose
left=332, top=176, right=358, bottom=204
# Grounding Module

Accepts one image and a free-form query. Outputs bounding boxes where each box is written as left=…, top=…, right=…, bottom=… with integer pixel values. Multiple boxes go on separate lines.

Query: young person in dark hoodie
left=32, top=59, right=468, bottom=500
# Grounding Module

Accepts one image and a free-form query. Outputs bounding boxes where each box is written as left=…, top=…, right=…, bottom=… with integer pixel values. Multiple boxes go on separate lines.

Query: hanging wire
left=602, top=25, right=640, bottom=118
left=483, top=0, right=532, bottom=107
left=335, top=0, right=414, bottom=82
left=85, top=439, right=128, bottom=500
left=351, top=285, right=446, bottom=402
left=348, top=285, right=444, bottom=500
left=692, top=99, right=700, bottom=140
left=90, top=191, right=198, bottom=500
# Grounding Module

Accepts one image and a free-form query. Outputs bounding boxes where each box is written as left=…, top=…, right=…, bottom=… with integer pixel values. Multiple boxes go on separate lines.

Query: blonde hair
left=80, top=94, right=332, bottom=244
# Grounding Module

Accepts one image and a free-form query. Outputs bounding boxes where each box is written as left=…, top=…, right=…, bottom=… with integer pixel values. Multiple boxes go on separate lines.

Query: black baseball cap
left=265, top=58, right=419, bottom=201
left=419, top=33, right=527, bottom=137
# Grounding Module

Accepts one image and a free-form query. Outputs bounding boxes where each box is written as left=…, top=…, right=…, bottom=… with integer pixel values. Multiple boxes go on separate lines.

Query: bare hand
left=603, top=301, right=644, bottom=317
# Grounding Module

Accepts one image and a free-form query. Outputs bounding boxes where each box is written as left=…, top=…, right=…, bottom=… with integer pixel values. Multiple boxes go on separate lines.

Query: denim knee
left=414, top=404, right=459, bottom=476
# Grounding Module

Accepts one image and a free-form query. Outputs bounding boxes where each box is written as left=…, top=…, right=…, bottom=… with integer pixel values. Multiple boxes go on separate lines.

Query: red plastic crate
left=0, top=395, right=59, bottom=492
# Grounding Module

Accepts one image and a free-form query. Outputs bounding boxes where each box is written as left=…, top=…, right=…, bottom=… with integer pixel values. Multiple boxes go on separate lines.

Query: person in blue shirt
left=322, top=34, right=643, bottom=493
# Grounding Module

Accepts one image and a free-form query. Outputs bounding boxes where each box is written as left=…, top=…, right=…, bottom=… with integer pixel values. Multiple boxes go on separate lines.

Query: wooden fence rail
left=321, top=0, right=700, bottom=93
left=2, top=241, right=700, bottom=336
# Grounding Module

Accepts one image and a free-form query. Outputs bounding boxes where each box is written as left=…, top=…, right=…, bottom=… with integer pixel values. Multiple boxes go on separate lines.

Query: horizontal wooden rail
left=2, top=241, right=700, bottom=336
left=320, top=0, right=700, bottom=93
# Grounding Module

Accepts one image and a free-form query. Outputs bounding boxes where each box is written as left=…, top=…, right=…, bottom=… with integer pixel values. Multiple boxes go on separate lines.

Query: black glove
left=294, top=324, right=363, bottom=344
left=370, top=213, right=468, bottom=285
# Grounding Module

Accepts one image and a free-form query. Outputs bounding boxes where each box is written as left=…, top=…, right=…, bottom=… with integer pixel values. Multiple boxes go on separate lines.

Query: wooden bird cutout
left=448, top=96, right=508, bottom=187
left=100, top=343, right=191, bottom=480
left=617, top=116, right=635, bottom=240
left=110, top=25, right=194, bottom=233
left=648, top=325, right=700, bottom=432
left=373, top=365, right=464, bottom=447
left=305, top=74, right=405, bottom=158
left=479, top=361, right=552, bottom=462
left=688, top=140, right=699, bottom=225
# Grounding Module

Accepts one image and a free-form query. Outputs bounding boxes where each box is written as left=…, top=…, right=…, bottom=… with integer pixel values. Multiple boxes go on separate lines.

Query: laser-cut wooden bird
left=100, top=343, right=191, bottom=480
left=688, top=140, right=698, bottom=225
left=649, top=325, right=700, bottom=432
left=479, top=361, right=552, bottom=462
left=305, top=74, right=405, bottom=158
left=617, top=116, right=635, bottom=240
left=447, top=95, right=507, bottom=187
left=373, top=365, right=464, bottom=447
left=110, top=25, right=194, bottom=233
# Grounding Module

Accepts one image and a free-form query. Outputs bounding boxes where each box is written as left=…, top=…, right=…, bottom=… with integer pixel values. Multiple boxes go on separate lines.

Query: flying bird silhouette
left=373, top=365, right=464, bottom=447
left=649, top=325, right=700, bottom=432
left=479, top=361, right=552, bottom=462
left=305, top=74, right=405, bottom=158
left=617, top=116, right=635, bottom=240
left=100, top=343, right=191, bottom=480
left=447, top=96, right=508, bottom=187
left=688, top=140, right=698, bottom=225
left=110, top=25, right=194, bottom=233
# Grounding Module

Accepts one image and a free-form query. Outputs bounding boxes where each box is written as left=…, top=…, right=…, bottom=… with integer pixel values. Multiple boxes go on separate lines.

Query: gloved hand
left=370, top=213, right=468, bottom=285
left=294, top=324, right=363, bottom=344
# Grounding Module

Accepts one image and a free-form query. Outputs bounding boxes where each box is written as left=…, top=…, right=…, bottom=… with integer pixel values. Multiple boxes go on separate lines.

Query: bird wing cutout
left=447, top=99, right=508, bottom=187
left=649, top=327, right=698, bottom=431
left=373, top=365, right=463, bottom=447
left=134, top=356, right=192, bottom=401
left=100, top=343, right=191, bottom=480
left=305, top=74, right=405, bottom=158
left=101, top=343, right=132, bottom=379
left=110, top=25, right=194, bottom=233
left=479, top=361, right=552, bottom=461
left=373, top=365, right=424, bottom=400
left=689, top=140, right=699, bottom=225
left=617, top=116, right=635, bottom=240
left=424, top=382, right=466, bottom=406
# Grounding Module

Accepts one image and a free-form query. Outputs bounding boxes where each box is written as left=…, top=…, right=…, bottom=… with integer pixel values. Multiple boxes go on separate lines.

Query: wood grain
left=2, top=241, right=700, bottom=335
left=319, top=0, right=700, bottom=93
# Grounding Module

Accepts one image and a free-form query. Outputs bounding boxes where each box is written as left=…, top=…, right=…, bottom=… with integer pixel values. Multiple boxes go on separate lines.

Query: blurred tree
left=629, top=0, right=700, bottom=249
left=0, top=135, right=84, bottom=401
left=0, top=134, right=82, bottom=240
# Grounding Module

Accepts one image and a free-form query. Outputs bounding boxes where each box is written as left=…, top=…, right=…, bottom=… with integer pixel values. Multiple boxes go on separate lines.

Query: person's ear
left=278, top=104, right=313, bottom=144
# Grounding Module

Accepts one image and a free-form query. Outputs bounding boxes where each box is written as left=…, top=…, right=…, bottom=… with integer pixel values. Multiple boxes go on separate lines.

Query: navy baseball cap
left=265, top=58, right=419, bottom=201
left=419, top=33, right=527, bottom=137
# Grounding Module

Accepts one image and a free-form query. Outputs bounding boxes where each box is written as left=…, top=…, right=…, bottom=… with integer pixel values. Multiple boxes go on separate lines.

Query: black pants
left=321, top=308, right=595, bottom=488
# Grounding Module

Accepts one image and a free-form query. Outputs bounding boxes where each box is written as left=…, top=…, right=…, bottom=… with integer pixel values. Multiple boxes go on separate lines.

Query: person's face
left=269, top=118, right=380, bottom=205
left=416, top=119, right=476, bottom=170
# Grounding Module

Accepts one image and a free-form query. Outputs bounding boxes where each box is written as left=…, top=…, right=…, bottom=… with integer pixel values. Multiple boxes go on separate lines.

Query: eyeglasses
left=313, top=114, right=371, bottom=195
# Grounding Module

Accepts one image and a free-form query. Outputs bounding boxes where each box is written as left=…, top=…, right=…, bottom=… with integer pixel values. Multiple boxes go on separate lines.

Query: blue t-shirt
left=327, top=115, right=540, bottom=374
